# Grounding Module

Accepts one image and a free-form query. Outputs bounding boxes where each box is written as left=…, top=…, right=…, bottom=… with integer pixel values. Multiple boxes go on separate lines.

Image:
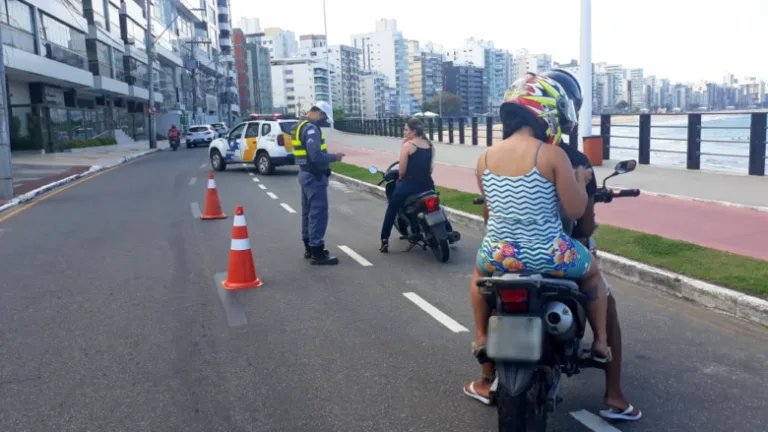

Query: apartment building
left=3, top=0, right=238, bottom=152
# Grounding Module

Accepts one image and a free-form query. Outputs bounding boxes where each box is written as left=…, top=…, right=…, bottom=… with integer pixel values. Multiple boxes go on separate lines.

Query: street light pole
left=323, top=0, right=333, bottom=129
left=0, top=20, right=12, bottom=199
left=146, top=0, right=157, bottom=149
left=578, top=0, right=593, bottom=141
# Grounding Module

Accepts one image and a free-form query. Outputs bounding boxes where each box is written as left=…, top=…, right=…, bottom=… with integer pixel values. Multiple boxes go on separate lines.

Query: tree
left=421, top=91, right=462, bottom=116
left=333, top=108, right=347, bottom=121
left=615, top=100, right=629, bottom=110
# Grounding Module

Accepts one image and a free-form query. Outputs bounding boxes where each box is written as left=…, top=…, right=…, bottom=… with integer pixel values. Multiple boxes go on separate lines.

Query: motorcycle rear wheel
left=429, top=238, right=450, bottom=263
left=496, top=374, right=549, bottom=432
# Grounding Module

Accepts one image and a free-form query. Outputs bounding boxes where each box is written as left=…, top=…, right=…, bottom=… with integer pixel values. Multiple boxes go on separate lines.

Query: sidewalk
left=1, top=140, right=167, bottom=206
left=326, top=131, right=768, bottom=261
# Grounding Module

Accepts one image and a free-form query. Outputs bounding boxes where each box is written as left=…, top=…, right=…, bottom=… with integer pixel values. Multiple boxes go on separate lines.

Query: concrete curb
left=0, top=148, right=162, bottom=214
left=331, top=171, right=768, bottom=328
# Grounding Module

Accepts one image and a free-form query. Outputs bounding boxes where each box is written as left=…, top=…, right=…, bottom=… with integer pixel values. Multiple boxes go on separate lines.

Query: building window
left=39, top=13, right=88, bottom=70
left=113, top=50, right=126, bottom=82
left=125, top=18, right=146, bottom=50
left=0, top=0, right=36, bottom=54
left=86, top=0, right=106, bottom=29
left=87, top=39, right=113, bottom=77
left=125, top=57, right=149, bottom=88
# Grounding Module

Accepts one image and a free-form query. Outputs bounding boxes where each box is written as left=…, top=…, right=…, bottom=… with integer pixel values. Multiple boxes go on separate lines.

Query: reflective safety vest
left=292, top=120, right=326, bottom=166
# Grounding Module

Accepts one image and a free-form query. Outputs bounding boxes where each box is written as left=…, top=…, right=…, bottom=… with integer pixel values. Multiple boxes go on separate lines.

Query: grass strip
left=331, top=161, right=768, bottom=298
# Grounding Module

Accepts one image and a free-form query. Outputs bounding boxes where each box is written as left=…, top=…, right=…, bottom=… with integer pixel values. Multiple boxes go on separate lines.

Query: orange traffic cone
left=222, top=206, right=263, bottom=290
left=201, top=173, right=227, bottom=220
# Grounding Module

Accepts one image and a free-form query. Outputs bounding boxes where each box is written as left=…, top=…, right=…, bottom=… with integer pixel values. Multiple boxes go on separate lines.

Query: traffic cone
left=222, top=206, right=263, bottom=290
left=201, top=173, right=227, bottom=220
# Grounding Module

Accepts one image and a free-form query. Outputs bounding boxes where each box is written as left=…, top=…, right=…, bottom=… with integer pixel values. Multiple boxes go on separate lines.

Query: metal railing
left=334, top=112, right=768, bottom=176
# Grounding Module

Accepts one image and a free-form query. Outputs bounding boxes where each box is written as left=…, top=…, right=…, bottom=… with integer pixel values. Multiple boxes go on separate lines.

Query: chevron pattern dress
left=476, top=144, right=592, bottom=278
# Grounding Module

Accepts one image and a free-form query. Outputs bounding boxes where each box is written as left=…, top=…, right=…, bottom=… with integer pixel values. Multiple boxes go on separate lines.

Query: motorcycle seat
left=476, top=272, right=580, bottom=293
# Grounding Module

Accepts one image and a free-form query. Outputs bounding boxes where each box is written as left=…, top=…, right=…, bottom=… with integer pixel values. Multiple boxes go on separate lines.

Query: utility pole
left=214, top=50, right=220, bottom=122
left=186, top=38, right=211, bottom=125
left=578, top=0, right=593, bottom=141
left=0, top=20, right=12, bottom=200
left=145, top=0, right=156, bottom=149
left=322, top=0, right=333, bottom=128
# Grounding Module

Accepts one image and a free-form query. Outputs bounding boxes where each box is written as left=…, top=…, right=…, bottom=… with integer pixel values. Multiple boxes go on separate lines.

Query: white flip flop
left=463, top=382, right=491, bottom=405
left=599, top=404, right=642, bottom=421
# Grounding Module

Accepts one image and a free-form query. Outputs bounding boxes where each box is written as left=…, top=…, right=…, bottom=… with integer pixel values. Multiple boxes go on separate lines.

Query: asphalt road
left=1, top=146, right=767, bottom=432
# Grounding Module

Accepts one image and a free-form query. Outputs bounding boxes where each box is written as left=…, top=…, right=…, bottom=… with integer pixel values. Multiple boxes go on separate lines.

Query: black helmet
left=540, top=69, right=582, bottom=133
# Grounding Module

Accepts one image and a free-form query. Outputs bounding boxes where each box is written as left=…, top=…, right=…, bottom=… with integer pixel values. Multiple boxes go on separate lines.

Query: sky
left=229, top=0, right=767, bottom=84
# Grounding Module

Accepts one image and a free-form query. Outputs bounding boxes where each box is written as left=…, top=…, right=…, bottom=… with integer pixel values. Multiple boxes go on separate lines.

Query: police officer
left=292, top=101, right=345, bottom=265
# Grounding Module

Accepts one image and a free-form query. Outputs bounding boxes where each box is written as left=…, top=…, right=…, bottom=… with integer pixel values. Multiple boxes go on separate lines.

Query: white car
left=185, top=124, right=216, bottom=148
left=210, top=122, right=228, bottom=138
left=208, top=114, right=299, bottom=175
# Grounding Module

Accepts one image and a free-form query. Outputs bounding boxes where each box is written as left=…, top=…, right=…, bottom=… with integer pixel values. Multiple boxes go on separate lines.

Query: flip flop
left=463, top=381, right=492, bottom=406
left=585, top=346, right=613, bottom=364
left=599, top=404, right=642, bottom=421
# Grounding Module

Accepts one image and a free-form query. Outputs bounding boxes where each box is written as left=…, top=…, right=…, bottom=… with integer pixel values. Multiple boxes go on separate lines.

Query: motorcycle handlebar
left=594, top=188, right=641, bottom=203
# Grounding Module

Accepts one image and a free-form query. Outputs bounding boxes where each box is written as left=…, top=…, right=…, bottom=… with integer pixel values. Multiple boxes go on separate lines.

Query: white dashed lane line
left=570, top=410, right=624, bottom=432
left=248, top=172, right=254, bottom=176
left=402, top=292, right=469, bottom=333
left=258, top=184, right=266, bottom=190
left=252, top=177, right=259, bottom=182
left=200, top=163, right=207, bottom=169
left=280, top=203, right=296, bottom=213
left=266, top=192, right=278, bottom=199
left=338, top=245, right=373, bottom=267
left=189, top=177, right=197, bottom=186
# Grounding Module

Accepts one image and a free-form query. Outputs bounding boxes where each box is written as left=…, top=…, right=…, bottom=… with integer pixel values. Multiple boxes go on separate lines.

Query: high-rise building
left=514, top=49, right=552, bottom=80
left=446, top=39, right=511, bottom=109
left=328, top=45, right=362, bottom=118
left=239, top=17, right=261, bottom=35
left=406, top=40, right=443, bottom=107
left=270, top=58, right=330, bottom=115
left=233, top=29, right=273, bottom=114
left=260, top=27, right=298, bottom=59
left=352, top=19, right=411, bottom=114
left=624, top=68, right=645, bottom=110
left=360, top=71, right=388, bottom=118
left=442, top=61, right=486, bottom=116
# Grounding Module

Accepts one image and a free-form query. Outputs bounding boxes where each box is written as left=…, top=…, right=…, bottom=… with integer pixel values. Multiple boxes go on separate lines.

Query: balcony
left=87, top=23, right=124, bottom=51
left=218, top=21, right=230, bottom=31
left=121, top=0, right=145, bottom=24
left=3, top=38, right=94, bottom=89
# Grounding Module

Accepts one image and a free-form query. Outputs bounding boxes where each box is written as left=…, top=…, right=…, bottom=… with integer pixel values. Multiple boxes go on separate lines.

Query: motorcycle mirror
left=368, top=166, right=378, bottom=175
left=614, top=160, right=637, bottom=175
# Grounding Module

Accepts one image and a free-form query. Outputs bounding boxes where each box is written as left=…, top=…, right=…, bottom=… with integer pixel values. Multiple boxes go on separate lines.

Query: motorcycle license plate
left=486, top=315, right=544, bottom=363
left=424, top=210, right=446, bottom=226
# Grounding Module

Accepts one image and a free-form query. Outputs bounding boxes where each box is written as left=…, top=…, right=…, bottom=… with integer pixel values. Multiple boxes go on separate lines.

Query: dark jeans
left=380, top=180, right=454, bottom=240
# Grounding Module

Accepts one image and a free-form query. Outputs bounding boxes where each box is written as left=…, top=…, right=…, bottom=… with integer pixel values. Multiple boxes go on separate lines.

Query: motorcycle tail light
left=499, top=288, right=528, bottom=313
left=423, top=196, right=439, bottom=212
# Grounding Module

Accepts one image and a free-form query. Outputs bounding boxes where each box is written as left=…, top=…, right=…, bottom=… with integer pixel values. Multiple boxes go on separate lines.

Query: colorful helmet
left=499, top=73, right=578, bottom=145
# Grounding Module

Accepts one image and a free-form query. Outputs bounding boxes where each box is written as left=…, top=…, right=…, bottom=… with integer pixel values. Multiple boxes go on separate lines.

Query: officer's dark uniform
left=292, top=117, right=340, bottom=265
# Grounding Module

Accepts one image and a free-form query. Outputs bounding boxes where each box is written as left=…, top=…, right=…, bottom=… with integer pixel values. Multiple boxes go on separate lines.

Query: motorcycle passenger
left=463, top=73, right=611, bottom=405
left=540, top=69, right=642, bottom=421
left=379, top=118, right=459, bottom=253
left=168, top=124, right=180, bottom=141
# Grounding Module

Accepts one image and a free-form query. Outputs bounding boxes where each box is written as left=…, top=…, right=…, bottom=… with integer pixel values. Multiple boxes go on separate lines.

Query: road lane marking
left=403, top=292, right=469, bottom=333
left=214, top=273, right=248, bottom=328
left=0, top=156, right=151, bottom=222
left=267, top=192, right=278, bottom=199
left=190, top=202, right=202, bottom=218
left=338, top=245, right=372, bottom=266
left=200, top=163, right=207, bottom=169
left=258, top=184, right=266, bottom=190
left=189, top=177, right=197, bottom=186
left=280, top=203, right=296, bottom=213
left=248, top=172, right=254, bottom=176
left=252, top=177, right=259, bottom=182
left=570, top=410, right=623, bottom=432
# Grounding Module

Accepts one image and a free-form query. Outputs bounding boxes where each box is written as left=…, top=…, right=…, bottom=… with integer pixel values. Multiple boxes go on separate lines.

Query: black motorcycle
left=472, top=160, right=640, bottom=432
left=369, top=162, right=459, bottom=263
left=169, top=136, right=180, bottom=151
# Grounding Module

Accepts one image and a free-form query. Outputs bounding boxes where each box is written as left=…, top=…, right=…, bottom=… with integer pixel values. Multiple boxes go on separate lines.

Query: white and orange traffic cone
left=222, top=206, right=263, bottom=290
left=201, top=173, right=227, bottom=220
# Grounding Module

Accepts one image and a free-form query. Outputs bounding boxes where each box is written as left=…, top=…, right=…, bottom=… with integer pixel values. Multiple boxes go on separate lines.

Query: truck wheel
left=210, top=149, right=226, bottom=171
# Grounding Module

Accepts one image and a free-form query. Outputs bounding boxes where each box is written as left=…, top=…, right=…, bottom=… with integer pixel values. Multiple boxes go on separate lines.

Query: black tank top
left=402, top=145, right=434, bottom=187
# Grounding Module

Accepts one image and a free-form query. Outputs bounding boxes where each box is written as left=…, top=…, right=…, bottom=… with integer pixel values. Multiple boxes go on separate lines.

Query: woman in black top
left=379, top=118, right=457, bottom=252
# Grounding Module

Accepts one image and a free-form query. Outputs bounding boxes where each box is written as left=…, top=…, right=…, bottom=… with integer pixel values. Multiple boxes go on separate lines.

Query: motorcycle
left=368, top=162, right=460, bottom=263
left=472, top=159, right=640, bottom=431
left=169, top=135, right=180, bottom=151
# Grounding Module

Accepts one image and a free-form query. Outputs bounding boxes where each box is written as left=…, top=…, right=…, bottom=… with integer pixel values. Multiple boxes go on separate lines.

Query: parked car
left=210, top=122, right=228, bottom=138
left=185, top=125, right=216, bottom=148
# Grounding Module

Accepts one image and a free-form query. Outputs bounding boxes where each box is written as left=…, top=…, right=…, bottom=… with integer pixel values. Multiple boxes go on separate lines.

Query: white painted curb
left=331, top=171, right=768, bottom=328
left=0, top=148, right=161, bottom=214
